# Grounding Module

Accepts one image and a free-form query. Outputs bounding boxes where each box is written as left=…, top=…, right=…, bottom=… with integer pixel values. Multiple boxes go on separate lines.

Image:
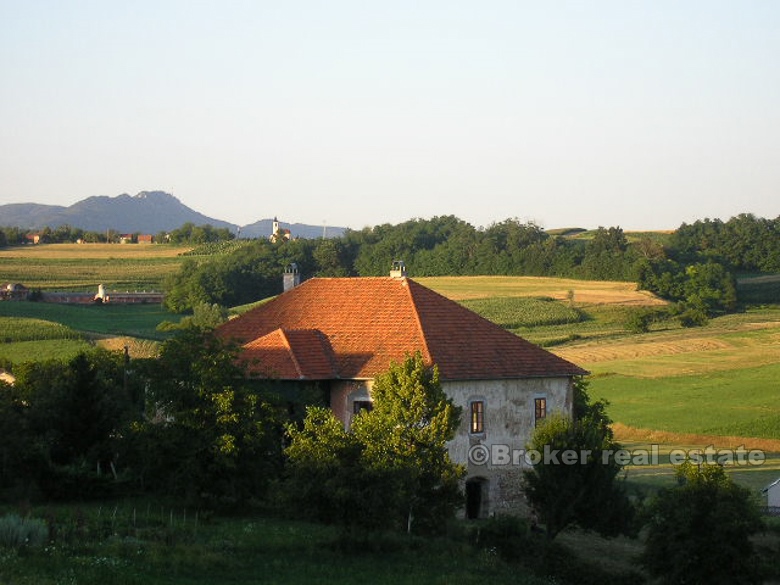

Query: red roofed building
left=217, top=267, right=587, bottom=518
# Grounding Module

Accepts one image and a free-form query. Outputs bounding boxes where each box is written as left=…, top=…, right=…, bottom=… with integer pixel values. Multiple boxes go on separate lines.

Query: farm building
left=0, top=283, right=30, bottom=301
left=764, top=478, right=780, bottom=510
left=216, top=264, right=587, bottom=518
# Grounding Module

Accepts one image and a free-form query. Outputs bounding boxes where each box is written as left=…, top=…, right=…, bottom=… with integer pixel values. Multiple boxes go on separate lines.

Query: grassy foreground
left=0, top=506, right=548, bottom=585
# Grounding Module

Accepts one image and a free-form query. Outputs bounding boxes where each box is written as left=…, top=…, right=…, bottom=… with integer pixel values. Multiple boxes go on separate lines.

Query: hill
left=0, top=190, right=347, bottom=238
left=0, top=191, right=235, bottom=233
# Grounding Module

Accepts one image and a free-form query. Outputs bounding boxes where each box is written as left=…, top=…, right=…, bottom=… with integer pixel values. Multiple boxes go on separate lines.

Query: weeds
left=0, top=513, right=48, bottom=549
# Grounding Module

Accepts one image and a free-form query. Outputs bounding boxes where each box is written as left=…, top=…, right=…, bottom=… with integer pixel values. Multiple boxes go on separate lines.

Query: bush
left=625, top=307, right=667, bottom=333
left=0, top=514, right=48, bottom=549
left=641, top=461, right=763, bottom=585
left=472, top=515, right=644, bottom=585
left=674, top=302, right=709, bottom=327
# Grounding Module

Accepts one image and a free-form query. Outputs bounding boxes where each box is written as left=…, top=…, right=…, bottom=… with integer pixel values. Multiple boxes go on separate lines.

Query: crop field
left=0, top=243, right=192, bottom=291
left=0, top=316, right=82, bottom=342
left=418, top=275, right=667, bottom=306
left=460, top=296, right=584, bottom=329
left=0, top=303, right=177, bottom=363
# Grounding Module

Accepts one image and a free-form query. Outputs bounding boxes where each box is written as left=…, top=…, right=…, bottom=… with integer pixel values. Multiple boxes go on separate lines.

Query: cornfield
left=461, top=296, right=584, bottom=329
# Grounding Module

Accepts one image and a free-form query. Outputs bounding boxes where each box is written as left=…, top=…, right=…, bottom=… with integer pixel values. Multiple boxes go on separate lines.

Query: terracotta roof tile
left=240, top=329, right=337, bottom=379
left=217, top=277, right=587, bottom=381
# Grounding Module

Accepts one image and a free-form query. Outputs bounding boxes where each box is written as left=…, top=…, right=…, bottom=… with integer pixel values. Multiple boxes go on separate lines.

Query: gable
left=216, top=277, right=587, bottom=381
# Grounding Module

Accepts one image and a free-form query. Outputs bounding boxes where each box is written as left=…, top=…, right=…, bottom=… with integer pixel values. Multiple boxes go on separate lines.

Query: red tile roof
left=216, top=277, right=587, bottom=381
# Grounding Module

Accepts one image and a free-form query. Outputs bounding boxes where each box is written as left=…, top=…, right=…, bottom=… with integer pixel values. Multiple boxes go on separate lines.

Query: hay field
left=419, top=275, right=666, bottom=306
left=0, top=243, right=192, bottom=290
left=554, top=319, right=780, bottom=378
left=552, top=305, right=780, bottom=459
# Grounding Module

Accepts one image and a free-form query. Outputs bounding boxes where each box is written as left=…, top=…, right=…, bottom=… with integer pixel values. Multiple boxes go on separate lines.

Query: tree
left=129, top=327, right=279, bottom=505
left=641, top=461, right=764, bottom=585
left=353, top=352, right=464, bottom=533
left=284, top=352, right=464, bottom=535
left=522, top=378, right=635, bottom=540
left=2, top=350, right=141, bottom=499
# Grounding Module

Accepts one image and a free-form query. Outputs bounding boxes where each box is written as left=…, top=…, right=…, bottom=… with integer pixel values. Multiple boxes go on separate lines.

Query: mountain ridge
left=0, top=191, right=346, bottom=239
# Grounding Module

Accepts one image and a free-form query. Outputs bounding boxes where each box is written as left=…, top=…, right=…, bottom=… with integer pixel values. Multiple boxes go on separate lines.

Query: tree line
left=164, top=213, right=779, bottom=321
left=0, top=222, right=234, bottom=245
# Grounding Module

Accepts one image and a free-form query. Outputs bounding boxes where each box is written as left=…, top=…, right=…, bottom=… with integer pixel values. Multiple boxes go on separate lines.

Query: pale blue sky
left=1, top=1, right=778, bottom=230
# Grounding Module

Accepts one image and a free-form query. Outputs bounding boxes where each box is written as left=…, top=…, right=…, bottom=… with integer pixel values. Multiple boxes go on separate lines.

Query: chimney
left=283, top=263, right=301, bottom=291
left=389, top=260, right=407, bottom=279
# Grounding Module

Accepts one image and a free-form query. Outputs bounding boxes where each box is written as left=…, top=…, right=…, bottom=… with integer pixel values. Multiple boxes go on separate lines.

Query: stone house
left=216, top=266, right=587, bottom=518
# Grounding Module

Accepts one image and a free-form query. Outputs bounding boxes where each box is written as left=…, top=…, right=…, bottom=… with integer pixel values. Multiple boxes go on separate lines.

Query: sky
left=1, top=1, right=778, bottom=231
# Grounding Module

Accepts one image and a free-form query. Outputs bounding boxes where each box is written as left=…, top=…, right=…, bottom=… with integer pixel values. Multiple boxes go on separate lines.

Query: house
left=137, top=234, right=154, bottom=244
left=215, top=265, right=587, bottom=518
left=764, top=478, right=780, bottom=509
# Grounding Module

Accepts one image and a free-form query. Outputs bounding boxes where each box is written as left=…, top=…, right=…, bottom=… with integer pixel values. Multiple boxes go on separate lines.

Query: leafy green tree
left=523, top=378, right=635, bottom=540
left=158, top=301, right=228, bottom=331
left=129, top=327, right=279, bottom=505
left=1, top=350, right=140, bottom=499
left=683, top=262, right=737, bottom=314
left=353, top=352, right=464, bottom=533
left=284, top=352, right=464, bottom=535
left=641, top=461, right=764, bottom=585
left=580, top=226, right=637, bottom=280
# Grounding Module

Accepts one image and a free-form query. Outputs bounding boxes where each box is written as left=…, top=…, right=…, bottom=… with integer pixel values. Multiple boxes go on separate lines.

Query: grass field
left=0, top=303, right=178, bottom=362
left=0, top=243, right=192, bottom=291
left=0, top=303, right=176, bottom=340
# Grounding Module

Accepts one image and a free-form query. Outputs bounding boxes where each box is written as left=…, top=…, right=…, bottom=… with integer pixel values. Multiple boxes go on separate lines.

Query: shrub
left=0, top=514, right=48, bottom=549
left=625, top=307, right=666, bottom=333
left=641, top=461, right=763, bottom=585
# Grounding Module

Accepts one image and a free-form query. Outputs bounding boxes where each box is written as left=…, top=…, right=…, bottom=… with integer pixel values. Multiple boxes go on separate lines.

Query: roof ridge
left=277, top=328, right=304, bottom=378
left=404, top=279, right=432, bottom=363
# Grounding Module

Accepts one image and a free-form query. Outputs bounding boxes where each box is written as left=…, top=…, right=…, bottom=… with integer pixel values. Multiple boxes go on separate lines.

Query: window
left=470, top=400, right=485, bottom=434
left=534, top=397, right=547, bottom=426
left=353, top=400, right=373, bottom=415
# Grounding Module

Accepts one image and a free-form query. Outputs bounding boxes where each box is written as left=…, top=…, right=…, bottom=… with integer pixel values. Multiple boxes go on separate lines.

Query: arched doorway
left=465, top=477, right=488, bottom=519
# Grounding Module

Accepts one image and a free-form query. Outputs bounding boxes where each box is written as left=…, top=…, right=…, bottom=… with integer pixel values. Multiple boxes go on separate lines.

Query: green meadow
left=0, top=303, right=176, bottom=340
